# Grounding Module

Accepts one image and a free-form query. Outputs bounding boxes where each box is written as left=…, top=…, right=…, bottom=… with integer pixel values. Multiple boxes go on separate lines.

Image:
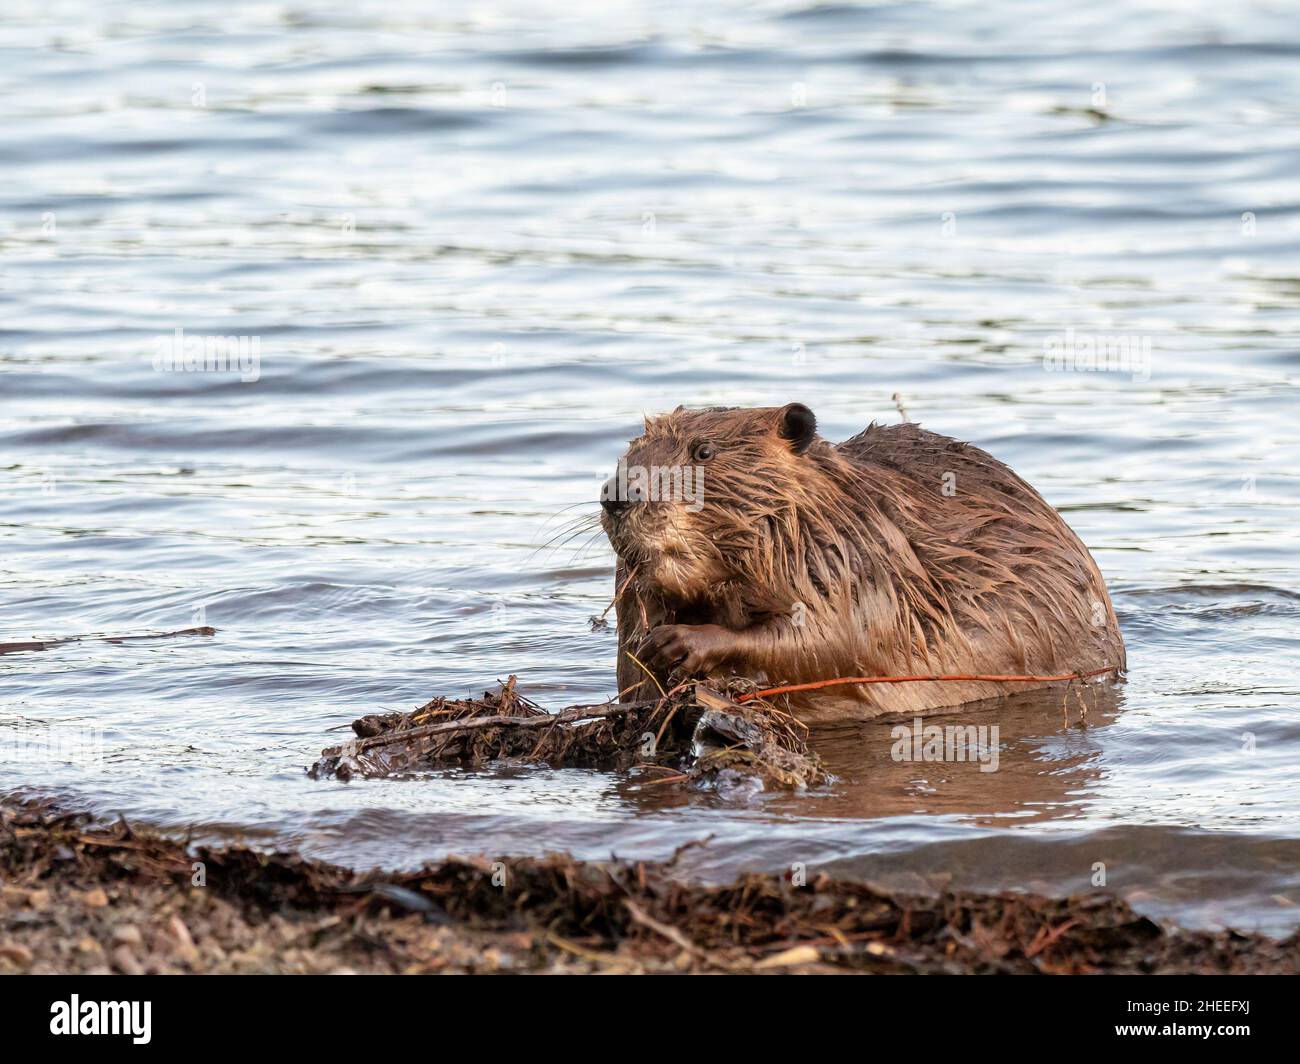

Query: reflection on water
left=803, top=685, right=1126, bottom=825
left=2, top=0, right=1300, bottom=933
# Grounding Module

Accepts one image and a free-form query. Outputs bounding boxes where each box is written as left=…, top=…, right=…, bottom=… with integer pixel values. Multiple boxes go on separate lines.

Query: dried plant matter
left=4, top=799, right=1297, bottom=975
left=309, top=677, right=827, bottom=790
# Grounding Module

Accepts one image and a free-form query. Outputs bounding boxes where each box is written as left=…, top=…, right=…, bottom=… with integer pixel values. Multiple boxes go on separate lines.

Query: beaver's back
left=804, top=419, right=1126, bottom=716
left=837, top=421, right=1051, bottom=520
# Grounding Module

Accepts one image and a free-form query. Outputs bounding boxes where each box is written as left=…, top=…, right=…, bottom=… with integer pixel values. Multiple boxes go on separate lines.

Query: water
left=3, top=0, right=1299, bottom=934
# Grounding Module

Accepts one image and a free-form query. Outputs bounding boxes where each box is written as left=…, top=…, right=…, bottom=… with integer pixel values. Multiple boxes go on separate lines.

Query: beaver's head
left=600, top=404, right=821, bottom=605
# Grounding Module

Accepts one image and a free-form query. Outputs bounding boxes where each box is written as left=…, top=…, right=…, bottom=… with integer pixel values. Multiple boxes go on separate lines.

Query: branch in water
left=0, top=626, right=217, bottom=656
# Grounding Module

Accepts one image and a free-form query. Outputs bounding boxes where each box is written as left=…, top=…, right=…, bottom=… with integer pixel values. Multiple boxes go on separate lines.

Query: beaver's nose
left=601, top=475, right=633, bottom=518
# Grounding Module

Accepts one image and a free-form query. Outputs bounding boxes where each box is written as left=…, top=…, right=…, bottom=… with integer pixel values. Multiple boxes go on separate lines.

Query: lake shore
left=2, top=797, right=1297, bottom=975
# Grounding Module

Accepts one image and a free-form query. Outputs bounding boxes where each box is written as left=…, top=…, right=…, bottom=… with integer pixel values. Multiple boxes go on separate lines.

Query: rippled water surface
left=3, top=0, right=1299, bottom=933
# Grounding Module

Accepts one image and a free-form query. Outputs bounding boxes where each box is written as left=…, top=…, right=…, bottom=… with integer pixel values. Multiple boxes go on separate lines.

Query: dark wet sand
left=3, top=799, right=1297, bottom=975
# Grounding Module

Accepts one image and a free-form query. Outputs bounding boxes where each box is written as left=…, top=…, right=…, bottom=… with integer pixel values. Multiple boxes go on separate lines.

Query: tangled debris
left=3, top=798, right=1298, bottom=975
left=308, top=677, right=828, bottom=790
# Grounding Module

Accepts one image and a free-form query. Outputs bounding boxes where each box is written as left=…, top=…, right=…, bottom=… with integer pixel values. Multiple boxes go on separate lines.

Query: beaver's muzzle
left=600, top=473, right=645, bottom=519
left=600, top=486, right=629, bottom=519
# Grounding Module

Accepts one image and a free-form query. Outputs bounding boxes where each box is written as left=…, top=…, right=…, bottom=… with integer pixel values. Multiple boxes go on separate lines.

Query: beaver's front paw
left=639, top=624, right=734, bottom=676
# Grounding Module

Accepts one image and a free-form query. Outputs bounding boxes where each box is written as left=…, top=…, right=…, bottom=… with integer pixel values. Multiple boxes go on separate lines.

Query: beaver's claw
left=639, top=623, right=733, bottom=676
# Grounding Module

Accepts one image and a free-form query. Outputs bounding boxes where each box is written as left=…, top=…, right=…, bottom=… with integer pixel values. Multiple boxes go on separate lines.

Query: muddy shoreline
left=2, top=798, right=1298, bottom=974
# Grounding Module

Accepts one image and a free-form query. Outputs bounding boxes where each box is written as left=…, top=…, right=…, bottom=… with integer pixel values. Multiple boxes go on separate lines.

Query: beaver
left=600, top=404, right=1124, bottom=720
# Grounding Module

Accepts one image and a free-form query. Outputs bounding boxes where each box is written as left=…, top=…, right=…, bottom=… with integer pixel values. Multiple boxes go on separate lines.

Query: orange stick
left=735, top=665, right=1120, bottom=703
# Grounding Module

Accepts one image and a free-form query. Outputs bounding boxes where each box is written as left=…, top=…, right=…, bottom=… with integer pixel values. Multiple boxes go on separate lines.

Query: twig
left=623, top=649, right=666, bottom=699
left=0, top=626, right=217, bottom=656
left=545, top=932, right=627, bottom=968
left=322, top=701, right=661, bottom=757
left=623, top=900, right=746, bottom=972
left=634, top=773, right=689, bottom=787
left=1025, top=918, right=1079, bottom=958
left=592, top=565, right=639, bottom=625
left=653, top=681, right=693, bottom=744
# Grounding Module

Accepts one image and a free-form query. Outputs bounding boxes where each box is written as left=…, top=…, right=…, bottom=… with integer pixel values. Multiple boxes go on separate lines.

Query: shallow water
left=2, top=0, right=1299, bottom=934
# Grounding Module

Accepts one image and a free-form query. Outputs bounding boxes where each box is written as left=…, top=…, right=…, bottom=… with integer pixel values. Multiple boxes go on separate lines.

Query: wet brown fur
left=602, top=405, right=1125, bottom=720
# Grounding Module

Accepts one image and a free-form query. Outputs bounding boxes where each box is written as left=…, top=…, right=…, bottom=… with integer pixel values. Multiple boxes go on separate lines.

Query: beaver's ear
left=777, top=403, right=817, bottom=455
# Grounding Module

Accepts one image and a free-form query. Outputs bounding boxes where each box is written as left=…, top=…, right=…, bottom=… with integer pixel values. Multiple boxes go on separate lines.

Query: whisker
left=530, top=511, right=599, bottom=549
left=535, top=500, right=601, bottom=533
left=567, top=529, right=615, bottom=563
left=527, top=513, right=604, bottom=564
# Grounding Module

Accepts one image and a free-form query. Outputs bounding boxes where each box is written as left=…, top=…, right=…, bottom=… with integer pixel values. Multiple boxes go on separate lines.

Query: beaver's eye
left=692, top=441, right=717, bottom=462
